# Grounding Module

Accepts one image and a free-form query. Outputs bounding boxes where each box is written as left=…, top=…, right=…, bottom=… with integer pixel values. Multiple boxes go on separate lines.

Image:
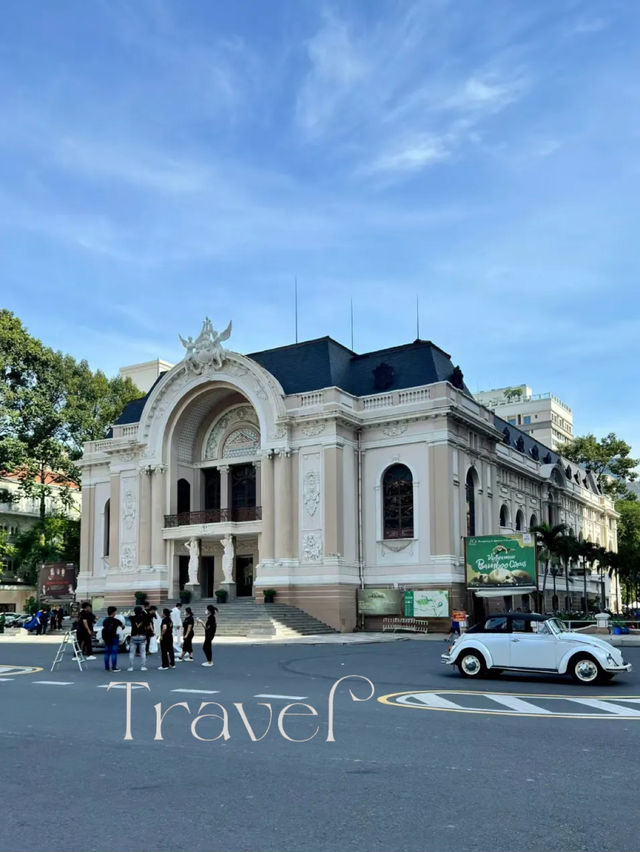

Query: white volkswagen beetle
left=442, top=613, right=631, bottom=684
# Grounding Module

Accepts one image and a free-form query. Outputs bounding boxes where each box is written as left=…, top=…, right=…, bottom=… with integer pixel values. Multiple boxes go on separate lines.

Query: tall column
left=260, top=452, right=275, bottom=561
left=138, top=469, right=152, bottom=568
left=79, top=484, right=94, bottom=575
left=108, top=474, right=120, bottom=570
left=274, top=450, right=293, bottom=558
left=324, top=445, right=344, bottom=556
left=219, top=465, right=230, bottom=516
left=253, top=460, right=262, bottom=507
left=151, top=466, right=167, bottom=567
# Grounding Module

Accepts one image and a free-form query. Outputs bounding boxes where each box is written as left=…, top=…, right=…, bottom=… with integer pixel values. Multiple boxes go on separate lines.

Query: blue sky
left=1, top=1, right=639, bottom=456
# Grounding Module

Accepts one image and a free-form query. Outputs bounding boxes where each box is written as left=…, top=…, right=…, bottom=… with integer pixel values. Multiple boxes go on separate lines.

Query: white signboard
left=407, top=590, right=449, bottom=618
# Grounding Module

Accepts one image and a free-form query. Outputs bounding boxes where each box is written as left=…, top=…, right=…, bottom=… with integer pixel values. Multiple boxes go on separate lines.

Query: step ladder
left=51, top=630, right=85, bottom=672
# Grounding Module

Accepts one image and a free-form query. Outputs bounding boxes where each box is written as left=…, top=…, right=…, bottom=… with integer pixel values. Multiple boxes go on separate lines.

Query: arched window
left=383, top=464, right=414, bottom=539
left=177, top=479, right=191, bottom=516
left=103, top=499, right=110, bottom=557
left=499, top=504, right=510, bottom=528
left=466, top=468, right=478, bottom=536
left=529, top=514, right=537, bottom=531
left=515, top=510, right=524, bottom=532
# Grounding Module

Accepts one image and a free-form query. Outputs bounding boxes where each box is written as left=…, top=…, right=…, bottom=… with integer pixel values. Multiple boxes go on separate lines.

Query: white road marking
left=172, top=689, right=220, bottom=694
left=0, top=678, right=14, bottom=682
left=567, top=698, right=640, bottom=716
left=33, top=681, right=74, bottom=686
left=254, top=693, right=308, bottom=701
left=397, top=693, right=463, bottom=710
left=380, top=690, right=640, bottom=719
left=485, top=694, right=552, bottom=714
left=97, top=683, right=147, bottom=689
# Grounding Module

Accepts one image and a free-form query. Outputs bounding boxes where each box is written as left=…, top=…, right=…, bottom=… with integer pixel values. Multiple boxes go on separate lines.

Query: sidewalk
left=0, top=629, right=447, bottom=646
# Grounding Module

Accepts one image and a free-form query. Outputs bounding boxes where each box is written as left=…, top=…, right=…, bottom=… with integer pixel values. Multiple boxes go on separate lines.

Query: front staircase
left=158, top=597, right=337, bottom=638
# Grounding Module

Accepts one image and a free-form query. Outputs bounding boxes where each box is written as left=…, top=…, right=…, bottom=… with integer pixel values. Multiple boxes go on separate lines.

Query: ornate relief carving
left=301, top=420, right=325, bottom=438
left=381, top=539, right=414, bottom=555
left=204, top=405, right=259, bottom=460
left=303, top=533, right=322, bottom=562
left=225, top=362, right=249, bottom=378
left=271, top=423, right=288, bottom=440
left=179, top=317, right=232, bottom=374
left=119, top=543, right=137, bottom=573
left=382, top=421, right=408, bottom=438
left=122, top=489, right=136, bottom=530
left=112, top=445, right=143, bottom=463
left=222, top=427, right=260, bottom=458
left=303, top=471, right=321, bottom=517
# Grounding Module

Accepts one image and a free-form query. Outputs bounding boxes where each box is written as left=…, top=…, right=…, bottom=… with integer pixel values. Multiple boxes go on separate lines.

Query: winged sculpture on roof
left=179, top=317, right=232, bottom=373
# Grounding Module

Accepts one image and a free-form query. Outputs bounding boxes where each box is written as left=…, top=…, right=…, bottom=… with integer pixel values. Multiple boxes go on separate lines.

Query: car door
left=508, top=618, right=558, bottom=670
left=477, top=616, right=512, bottom=667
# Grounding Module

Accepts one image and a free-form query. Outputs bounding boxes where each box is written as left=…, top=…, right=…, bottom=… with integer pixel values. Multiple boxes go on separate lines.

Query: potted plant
left=215, top=589, right=228, bottom=604
left=180, top=589, right=192, bottom=604
left=263, top=588, right=277, bottom=604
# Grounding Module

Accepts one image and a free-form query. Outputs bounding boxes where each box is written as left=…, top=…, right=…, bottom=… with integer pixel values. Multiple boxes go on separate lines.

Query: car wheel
left=457, top=651, right=486, bottom=678
left=570, top=655, right=603, bottom=685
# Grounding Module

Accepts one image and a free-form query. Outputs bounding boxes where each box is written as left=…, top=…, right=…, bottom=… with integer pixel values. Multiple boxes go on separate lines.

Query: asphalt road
left=1, top=638, right=639, bottom=852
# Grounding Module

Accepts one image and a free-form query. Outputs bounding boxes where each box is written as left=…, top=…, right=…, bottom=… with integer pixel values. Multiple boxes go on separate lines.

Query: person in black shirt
left=76, top=603, right=96, bottom=660
left=127, top=606, right=149, bottom=671
left=158, top=608, right=175, bottom=670
left=178, top=607, right=195, bottom=661
left=201, top=604, right=218, bottom=667
left=101, top=606, right=124, bottom=672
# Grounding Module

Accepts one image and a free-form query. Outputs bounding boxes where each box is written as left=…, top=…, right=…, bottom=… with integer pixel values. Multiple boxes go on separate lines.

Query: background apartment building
left=474, top=385, right=573, bottom=450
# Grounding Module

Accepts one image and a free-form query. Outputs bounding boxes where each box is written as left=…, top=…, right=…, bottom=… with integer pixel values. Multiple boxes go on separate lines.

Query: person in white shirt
left=170, top=602, right=183, bottom=652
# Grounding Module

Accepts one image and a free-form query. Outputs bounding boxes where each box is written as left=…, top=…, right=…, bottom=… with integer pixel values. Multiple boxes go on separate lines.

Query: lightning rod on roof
left=350, top=297, right=354, bottom=351
left=416, top=295, right=420, bottom=339
left=295, top=276, right=298, bottom=343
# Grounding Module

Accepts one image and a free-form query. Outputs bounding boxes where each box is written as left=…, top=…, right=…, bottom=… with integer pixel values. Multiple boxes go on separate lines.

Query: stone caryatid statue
left=221, top=534, right=235, bottom=584
left=184, top=537, right=200, bottom=585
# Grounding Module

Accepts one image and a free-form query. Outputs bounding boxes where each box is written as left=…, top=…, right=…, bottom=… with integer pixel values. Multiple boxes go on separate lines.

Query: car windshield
left=543, top=617, right=566, bottom=635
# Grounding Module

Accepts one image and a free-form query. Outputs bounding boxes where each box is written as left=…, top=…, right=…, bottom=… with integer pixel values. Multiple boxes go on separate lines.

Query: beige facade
left=77, top=329, right=616, bottom=630
left=119, top=359, right=174, bottom=394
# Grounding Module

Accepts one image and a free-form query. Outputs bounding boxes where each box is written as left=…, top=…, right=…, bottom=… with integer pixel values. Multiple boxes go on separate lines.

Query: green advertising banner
left=465, top=533, right=537, bottom=589
left=404, top=590, right=449, bottom=618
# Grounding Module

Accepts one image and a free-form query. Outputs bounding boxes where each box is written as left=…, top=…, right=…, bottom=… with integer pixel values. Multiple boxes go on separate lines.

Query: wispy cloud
left=295, top=6, right=532, bottom=180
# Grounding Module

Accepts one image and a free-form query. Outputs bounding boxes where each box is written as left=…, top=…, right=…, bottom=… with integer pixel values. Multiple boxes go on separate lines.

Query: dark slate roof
left=494, top=413, right=560, bottom=466
left=115, top=337, right=468, bottom=425
left=113, top=372, right=168, bottom=427
left=248, top=336, right=469, bottom=397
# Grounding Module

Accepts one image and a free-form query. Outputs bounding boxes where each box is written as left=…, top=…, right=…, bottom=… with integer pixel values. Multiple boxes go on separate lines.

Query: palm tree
left=579, top=541, right=598, bottom=614
left=531, top=523, right=567, bottom=612
left=605, top=550, right=620, bottom=613
left=555, top=534, right=580, bottom=611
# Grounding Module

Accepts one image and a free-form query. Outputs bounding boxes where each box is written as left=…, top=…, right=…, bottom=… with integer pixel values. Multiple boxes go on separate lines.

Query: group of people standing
left=97, top=600, right=218, bottom=673
left=24, top=606, right=65, bottom=635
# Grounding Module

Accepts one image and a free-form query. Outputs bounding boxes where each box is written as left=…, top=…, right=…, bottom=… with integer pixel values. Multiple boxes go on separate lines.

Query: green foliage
left=0, top=527, right=15, bottom=578
left=0, top=310, right=140, bottom=517
left=11, top=515, right=80, bottom=585
left=24, top=596, right=38, bottom=615
left=556, top=433, right=639, bottom=500
left=503, top=387, right=524, bottom=402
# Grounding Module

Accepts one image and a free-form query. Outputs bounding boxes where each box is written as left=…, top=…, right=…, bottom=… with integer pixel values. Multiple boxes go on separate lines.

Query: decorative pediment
left=222, top=427, right=260, bottom=458
left=203, top=405, right=260, bottom=460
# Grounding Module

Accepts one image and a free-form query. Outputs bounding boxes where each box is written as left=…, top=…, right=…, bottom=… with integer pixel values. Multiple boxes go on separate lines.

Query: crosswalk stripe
left=33, top=681, right=74, bottom=686
left=397, top=693, right=463, bottom=710
left=567, top=698, right=640, bottom=716
left=98, top=683, right=146, bottom=689
left=485, top=694, right=552, bottom=714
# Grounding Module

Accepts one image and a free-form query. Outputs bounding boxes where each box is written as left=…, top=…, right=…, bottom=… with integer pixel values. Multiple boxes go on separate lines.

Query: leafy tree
left=554, top=534, right=580, bottom=610
left=0, top=310, right=139, bottom=530
left=0, top=527, right=15, bottom=579
left=504, top=387, right=524, bottom=403
left=10, top=515, right=80, bottom=586
left=616, top=501, right=640, bottom=607
left=556, top=433, right=639, bottom=500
